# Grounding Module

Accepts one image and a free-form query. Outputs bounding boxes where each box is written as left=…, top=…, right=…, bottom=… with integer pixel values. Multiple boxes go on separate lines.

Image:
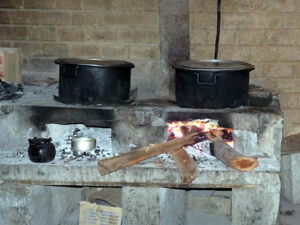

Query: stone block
left=143, top=0, right=158, bottom=11
left=55, top=0, right=81, bottom=10
left=235, top=0, right=267, bottom=12
left=189, top=0, right=203, bottom=13
left=0, top=41, right=12, bottom=47
left=117, top=28, right=159, bottom=44
left=282, top=13, right=300, bottom=28
left=70, top=44, right=100, bottom=57
left=0, top=0, right=23, bottom=8
left=261, top=62, right=299, bottom=77
left=12, top=42, right=43, bottom=57
left=99, top=46, right=129, bottom=58
left=82, top=0, right=112, bottom=10
left=186, top=190, right=231, bottom=216
left=11, top=26, right=29, bottom=40
left=40, top=12, right=72, bottom=25
left=23, top=58, right=58, bottom=73
left=250, top=46, right=300, bottom=61
left=129, top=46, right=159, bottom=59
left=10, top=11, right=41, bottom=25
left=220, top=46, right=251, bottom=61
left=237, top=30, right=266, bottom=45
left=269, top=0, right=298, bottom=12
left=130, top=12, right=159, bottom=28
left=190, top=30, right=214, bottom=45
left=191, top=46, right=215, bottom=59
left=279, top=93, right=300, bottom=109
left=102, top=12, right=131, bottom=28
left=282, top=153, right=300, bottom=204
left=223, top=13, right=282, bottom=29
left=41, top=43, right=69, bottom=57
left=0, top=182, right=82, bottom=225
left=0, top=27, right=15, bottom=40
left=232, top=184, right=280, bottom=225
left=0, top=11, right=11, bottom=24
left=122, top=187, right=186, bottom=225
left=113, top=0, right=145, bottom=11
left=85, top=29, right=117, bottom=43
left=24, top=0, right=52, bottom=9
left=276, top=78, right=300, bottom=93
left=72, top=12, right=100, bottom=26
left=57, top=28, right=85, bottom=42
left=28, top=27, right=57, bottom=41
left=190, top=13, right=216, bottom=29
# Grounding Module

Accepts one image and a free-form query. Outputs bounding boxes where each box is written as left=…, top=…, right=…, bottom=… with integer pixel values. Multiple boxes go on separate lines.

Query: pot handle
left=195, top=72, right=219, bottom=85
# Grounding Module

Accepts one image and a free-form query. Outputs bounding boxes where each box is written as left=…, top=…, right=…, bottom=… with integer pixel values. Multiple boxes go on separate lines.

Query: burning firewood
left=169, top=126, right=199, bottom=184
left=211, top=140, right=258, bottom=172
left=98, top=128, right=226, bottom=176
left=98, top=131, right=201, bottom=175
left=169, top=147, right=198, bottom=184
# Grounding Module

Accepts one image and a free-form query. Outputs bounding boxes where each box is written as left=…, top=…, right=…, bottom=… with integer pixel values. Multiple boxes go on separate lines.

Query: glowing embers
left=167, top=119, right=234, bottom=151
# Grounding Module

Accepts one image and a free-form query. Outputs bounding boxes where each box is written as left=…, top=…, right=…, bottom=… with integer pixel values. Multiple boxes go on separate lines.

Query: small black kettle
left=28, top=137, right=56, bottom=163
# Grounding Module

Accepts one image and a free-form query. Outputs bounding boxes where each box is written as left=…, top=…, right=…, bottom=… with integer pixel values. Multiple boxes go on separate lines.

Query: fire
left=167, top=119, right=234, bottom=147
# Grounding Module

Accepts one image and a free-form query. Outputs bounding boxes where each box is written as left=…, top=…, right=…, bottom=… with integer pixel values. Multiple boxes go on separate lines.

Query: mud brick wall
left=190, top=0, right=300, bottom=136
left=0, top=0, right=160, bottom=98
left=0, top=0, right=299, bottom=135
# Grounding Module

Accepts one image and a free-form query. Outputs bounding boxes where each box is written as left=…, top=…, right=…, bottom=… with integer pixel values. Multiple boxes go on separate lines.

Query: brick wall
left=0, top=0, right=299, bottom=135
left=0, top=0, right=160, bottom=98
left=190, top=0, right=300, bottom=136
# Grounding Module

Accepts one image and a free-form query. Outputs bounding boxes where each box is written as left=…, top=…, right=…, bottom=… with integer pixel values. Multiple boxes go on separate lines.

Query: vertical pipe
left=214, top=0, right=222, bottom=59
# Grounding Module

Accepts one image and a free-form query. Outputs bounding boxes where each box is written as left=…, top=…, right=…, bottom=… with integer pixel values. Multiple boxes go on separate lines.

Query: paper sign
left=79, top=201, right=122, bottom=225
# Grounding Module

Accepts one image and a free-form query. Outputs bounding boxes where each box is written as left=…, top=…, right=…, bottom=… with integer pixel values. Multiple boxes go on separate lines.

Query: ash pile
left=41, top=124, right=114, bottom=162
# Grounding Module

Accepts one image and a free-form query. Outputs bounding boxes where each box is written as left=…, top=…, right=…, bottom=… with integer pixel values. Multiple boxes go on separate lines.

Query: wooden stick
left=98, top=132, right=201, bottom=175
left=212, top=140, right=258, bottom=171
left=169, top=148, right=198, bottom=184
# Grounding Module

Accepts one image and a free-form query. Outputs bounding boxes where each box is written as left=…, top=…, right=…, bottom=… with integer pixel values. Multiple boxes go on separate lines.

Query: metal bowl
left=71, top=137, right=96, bottom=151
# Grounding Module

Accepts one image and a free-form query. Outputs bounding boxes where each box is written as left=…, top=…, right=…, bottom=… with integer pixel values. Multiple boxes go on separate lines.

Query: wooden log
left=169, top=125, right=199, bottom=184
left=169, top=148, right=198, bottom=184
left=98, top=132, right=201, bottom=175
left=212, top=140, right=258, bottom=171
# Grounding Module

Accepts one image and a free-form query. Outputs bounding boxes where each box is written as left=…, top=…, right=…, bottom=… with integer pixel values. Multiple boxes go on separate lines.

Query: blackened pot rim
left=173, top=59, right=254, bottom=72
left=55, top=58, right=135, bottom=68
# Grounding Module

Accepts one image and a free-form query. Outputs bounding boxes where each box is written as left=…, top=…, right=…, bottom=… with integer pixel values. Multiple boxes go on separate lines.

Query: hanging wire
left=214, top=0, right=221, bottom=59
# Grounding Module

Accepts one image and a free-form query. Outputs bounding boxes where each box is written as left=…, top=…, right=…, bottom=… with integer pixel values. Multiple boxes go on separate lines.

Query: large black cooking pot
left=55, top=58, right=134, bottom=104
left=173, top=59, right=255, bottom=109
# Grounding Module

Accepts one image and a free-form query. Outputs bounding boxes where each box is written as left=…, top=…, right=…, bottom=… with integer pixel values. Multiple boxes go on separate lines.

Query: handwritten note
left=79, top=201, right=122, bottom=225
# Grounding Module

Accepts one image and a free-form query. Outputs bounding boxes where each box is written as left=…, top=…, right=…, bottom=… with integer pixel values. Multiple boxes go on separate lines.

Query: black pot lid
left=173, top=59, right=255, bottom=72
left=55, top=58, right=135, bottom=68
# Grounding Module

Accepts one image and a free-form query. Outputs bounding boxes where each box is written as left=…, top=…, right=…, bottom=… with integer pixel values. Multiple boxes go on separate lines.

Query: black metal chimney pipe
left=214, top=0, right=221, bottom=59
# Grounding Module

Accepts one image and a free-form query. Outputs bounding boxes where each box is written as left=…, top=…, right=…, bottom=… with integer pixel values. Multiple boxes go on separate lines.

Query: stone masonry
left=0, top=0, right=299, bottom=134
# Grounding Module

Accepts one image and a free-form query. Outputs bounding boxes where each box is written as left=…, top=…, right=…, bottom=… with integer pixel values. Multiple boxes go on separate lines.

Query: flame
left=167, top=119, right=234, bottom=147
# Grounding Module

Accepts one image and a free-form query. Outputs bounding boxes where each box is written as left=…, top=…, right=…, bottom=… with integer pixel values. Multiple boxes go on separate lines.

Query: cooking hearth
left=0, top=83, right=283, bottom=225
left=0, top=83, right=282, bottom=175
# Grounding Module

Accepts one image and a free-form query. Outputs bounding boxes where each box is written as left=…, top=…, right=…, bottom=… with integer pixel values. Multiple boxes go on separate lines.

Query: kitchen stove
left=0, top=84, right=283, bottom=225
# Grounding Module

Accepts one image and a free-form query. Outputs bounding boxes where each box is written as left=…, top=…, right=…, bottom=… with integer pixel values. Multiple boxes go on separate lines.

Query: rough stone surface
left=0, top=182, right=82, bottom=225
left=122, top=187, right=186, bottom=225
left=282, top=153, right=300, bottom=204
left=158, top=0, right=190, bottom=99
left=186, top=190, right=231, bottom=217
left=232, top=183, right=280, bottom=225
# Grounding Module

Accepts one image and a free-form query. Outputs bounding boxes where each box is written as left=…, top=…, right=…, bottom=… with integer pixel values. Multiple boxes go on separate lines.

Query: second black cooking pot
left=55, top=58, right=135, bottom=104
left=173, top=59, right=255, bottom=109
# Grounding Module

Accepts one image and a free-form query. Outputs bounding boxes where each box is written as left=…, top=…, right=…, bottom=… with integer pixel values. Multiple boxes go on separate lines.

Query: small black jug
left=28, top=137, right=56, bottom=163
